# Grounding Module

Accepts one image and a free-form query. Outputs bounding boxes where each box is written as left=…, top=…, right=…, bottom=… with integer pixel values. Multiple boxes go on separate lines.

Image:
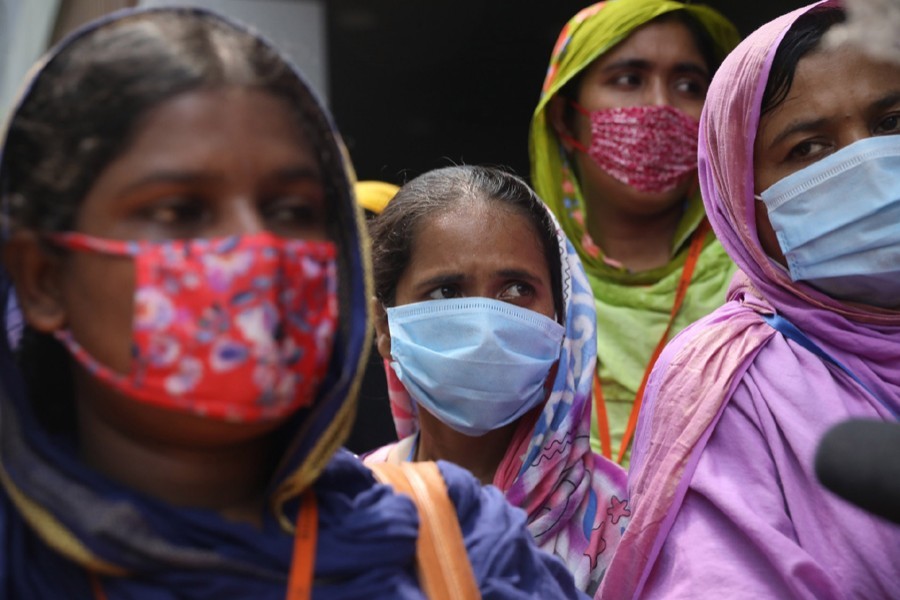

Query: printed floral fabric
left=577, top=105, right=700, bottom=194
left=53, top=232, right=338, bottom=422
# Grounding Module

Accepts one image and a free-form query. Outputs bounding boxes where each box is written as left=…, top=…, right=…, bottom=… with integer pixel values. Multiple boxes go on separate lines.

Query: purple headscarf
left=600, top=1, right=900, bottom=597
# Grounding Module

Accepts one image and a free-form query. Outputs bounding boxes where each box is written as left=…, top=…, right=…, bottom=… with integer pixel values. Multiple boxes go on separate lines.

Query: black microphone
left=815, top=419, right=900, bottom=525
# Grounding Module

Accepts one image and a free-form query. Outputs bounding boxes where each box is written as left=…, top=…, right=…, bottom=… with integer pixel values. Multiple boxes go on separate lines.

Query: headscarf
left=0, top=7, right=384, bottom=597
left=599, top=1, right=900, bottom=596
left=528, top=0, right=741, bottom=463
left=373, top=205, right=629, bottom=596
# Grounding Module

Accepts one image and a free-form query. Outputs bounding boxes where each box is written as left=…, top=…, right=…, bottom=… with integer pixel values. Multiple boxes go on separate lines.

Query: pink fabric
left=577, top=105, right=699, bottom=193
left=599, top=1, right=900, bottom=598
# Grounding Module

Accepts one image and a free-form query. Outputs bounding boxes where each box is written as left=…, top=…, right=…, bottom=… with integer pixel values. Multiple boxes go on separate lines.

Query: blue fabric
left=0, top=451, right=586, bottom=599
left=387, top=298, right=565, bottom=436
left=756, top=135, right=900, bottom=308
left=762, top=313, right=897, bottom=419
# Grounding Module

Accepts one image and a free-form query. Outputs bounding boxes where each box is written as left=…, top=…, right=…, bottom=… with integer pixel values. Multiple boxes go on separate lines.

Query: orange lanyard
left=90, top=490, right=319, bottom=600
left=593, top=219, right=710, bottom=464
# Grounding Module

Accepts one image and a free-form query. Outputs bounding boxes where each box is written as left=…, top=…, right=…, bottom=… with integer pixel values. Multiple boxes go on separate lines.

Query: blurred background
left=2, top=0, right=811, bottom=185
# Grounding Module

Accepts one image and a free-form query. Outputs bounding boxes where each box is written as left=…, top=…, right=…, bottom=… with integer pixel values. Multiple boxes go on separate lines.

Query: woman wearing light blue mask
left=363, top=166, right=628, bottom=596
left=599, top=3, right=900, bottom=598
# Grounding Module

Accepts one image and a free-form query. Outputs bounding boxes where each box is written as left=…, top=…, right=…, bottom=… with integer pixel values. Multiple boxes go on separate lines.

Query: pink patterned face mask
left=49, top=232, right=338, bottom=423
left=564, top=104, right=700, bottom=194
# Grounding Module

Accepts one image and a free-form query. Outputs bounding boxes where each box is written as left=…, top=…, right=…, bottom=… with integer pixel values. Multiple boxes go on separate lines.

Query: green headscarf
left=529, top=0, right=740, bottom=464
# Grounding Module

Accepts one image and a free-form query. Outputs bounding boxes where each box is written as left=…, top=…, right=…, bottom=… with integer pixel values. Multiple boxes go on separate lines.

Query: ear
left=371, top=297, right=392, bottom=361
left=2, top=232, right=67, bottom=333
left=548, top=95, right=576, bottom=152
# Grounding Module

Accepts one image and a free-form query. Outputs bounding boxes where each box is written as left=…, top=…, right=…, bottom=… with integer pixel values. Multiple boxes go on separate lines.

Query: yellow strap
left=369, top=462, right=481, bottom=600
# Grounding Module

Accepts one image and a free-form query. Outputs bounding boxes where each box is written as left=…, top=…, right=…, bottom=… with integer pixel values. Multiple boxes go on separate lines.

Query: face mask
left=563, top=104, right=700, bottom=194
left=386, top=298, right=564, bottom=437
left=50, top=231, right=338, bottom=422
left=756, top=135, right=900, bottom=308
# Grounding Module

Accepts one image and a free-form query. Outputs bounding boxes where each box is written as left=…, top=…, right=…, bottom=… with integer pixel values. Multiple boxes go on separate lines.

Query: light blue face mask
left=386, top=297, right=565, bottom=437
left=756, top=134, right=900, bottom=308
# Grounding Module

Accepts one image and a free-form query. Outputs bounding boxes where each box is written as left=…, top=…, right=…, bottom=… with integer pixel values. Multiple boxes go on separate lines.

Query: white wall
left=137, top=0, right=328, bottom=105
left=0, top=0, right=61, bottom=121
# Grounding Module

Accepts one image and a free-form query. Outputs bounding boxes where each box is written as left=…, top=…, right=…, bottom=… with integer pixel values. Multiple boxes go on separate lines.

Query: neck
left=415, top=412, right=517, bottom=485
left=76, top=386, right=278, bottom=526
left=585, top=200, right=683, bottom=272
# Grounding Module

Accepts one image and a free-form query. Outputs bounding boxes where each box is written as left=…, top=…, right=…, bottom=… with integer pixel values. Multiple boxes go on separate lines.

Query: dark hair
left=558, top=10, right=723, bottom=126
left=0, top=10, right=338, bottom=431
left=760, top=7, right=846, bottom=115
left=370, top=166, right=563, bottom=316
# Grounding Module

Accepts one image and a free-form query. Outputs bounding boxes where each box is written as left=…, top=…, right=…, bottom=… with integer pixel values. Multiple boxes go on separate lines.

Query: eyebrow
left=767, top=117, right=830, bottom=150
left=263, top=166, right=322, bottom=185
left=119, top=171, right=221, bottom=195
left=495, top=268, right=544, bottom=284
left=767, top=90, right=900, bottom=150
left=416, top=273, right=465, bottom=291
left=601, top=58, right=709, bottom=78
left=872, top=90, right=900, bottom=112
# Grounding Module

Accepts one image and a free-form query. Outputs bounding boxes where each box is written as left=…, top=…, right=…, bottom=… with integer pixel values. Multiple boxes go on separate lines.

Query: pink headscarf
left=600, top=1, right=900, bottom=596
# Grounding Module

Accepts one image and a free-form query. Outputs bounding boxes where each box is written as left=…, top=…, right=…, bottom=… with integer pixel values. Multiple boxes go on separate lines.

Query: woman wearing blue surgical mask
left=600, top=3, right=900, bottom=598
left=364, top=166, right=629, bottom=597
left=0, top=8, right=587, bottom=598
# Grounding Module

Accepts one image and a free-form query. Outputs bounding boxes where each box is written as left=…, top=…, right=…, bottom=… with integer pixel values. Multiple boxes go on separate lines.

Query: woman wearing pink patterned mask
left=530, top=0, right=740, bottom=466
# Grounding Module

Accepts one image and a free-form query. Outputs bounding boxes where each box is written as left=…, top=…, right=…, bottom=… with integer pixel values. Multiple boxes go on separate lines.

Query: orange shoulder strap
left=369, top=461, right=481, bottom=600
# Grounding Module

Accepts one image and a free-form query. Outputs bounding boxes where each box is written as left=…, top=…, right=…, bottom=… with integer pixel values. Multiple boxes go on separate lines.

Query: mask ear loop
left=556, top=100, right=592, bottom=154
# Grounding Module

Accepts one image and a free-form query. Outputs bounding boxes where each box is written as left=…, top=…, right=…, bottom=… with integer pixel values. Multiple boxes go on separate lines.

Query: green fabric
left=529, top=0, right=740, bottom=463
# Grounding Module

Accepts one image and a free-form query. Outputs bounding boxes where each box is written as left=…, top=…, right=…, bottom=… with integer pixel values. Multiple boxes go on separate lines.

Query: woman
left=0, top=8, right=586, bottom=598
left=529, top=0, right=740, bottom=464
left=364, top=165, right=628, bottom=596
left=600, top=2, right=900, bottom=597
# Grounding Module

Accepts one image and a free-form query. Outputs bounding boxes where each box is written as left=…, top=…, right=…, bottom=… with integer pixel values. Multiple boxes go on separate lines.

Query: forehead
left=759, top=46, right=900, bottom=133
left=589, top=19, right=705, bottom=70
left=409, top=200, right=549, bottom=269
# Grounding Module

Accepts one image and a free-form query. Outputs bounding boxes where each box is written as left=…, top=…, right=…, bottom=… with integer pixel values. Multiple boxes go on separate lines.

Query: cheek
left=679, top=100, right=704, bottom=122
left=754, top=200, right=787, bottom=267
left=61, top=254, right=136, bottom=373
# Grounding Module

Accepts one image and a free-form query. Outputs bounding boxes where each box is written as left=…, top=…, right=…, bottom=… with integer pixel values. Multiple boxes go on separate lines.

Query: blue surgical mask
left=756, top=135, right=900, bottom=308
left=386, top=298, right=564, bottom=437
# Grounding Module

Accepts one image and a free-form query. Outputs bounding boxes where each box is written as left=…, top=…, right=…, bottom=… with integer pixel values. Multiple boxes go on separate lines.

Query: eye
left=673, top=76, right=708, bottom=98
left=610, top=72, right=642, bottom=88
left=875, top=113, right=900, bottom=135
left=787, top=139, right=830, bottom=161
left=426, top=285, right=461, bottom=300
left=498, top=282, right=535, bottom=301
left=263, top=196, right=323, bottom=224
left=139, top=197, right=207, bottom=227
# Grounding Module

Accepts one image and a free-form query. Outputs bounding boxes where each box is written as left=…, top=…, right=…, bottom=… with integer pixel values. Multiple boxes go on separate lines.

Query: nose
left=214, top=197, right=266, bottom=237
left=646, top=77, right=671, bottom=107
left=840, top=121, right=873, bottom=149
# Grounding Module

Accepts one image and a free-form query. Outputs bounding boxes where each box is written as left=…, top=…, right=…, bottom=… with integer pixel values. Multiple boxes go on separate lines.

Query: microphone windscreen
left=815, top=419, right=900, bottom=524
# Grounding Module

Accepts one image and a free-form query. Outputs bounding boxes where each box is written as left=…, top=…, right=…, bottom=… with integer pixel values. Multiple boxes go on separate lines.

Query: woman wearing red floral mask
left=530, top=0, right=740, bottom=465
left=0, top=7, right=586, bottom=599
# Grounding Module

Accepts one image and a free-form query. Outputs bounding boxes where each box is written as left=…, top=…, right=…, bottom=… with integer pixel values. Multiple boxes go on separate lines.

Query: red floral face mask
left=563, top=104, right=700, bottom=194
left=50, top=232, right=338, bottom=422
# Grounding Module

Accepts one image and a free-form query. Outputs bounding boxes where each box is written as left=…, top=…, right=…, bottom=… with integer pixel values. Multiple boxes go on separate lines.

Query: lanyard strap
left=594, top=219, right=710, bottom=464
left=286, top=491, right=318, bottom=600
left=762, top=313, right=898, bottom=420
left=90, top=491, right=319, bottom=600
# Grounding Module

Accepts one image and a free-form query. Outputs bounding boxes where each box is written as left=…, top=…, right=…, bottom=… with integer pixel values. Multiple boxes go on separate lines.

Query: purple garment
left=599, top=1, right=900, bottom=598
left=639, top=314, right=899, bottom=599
